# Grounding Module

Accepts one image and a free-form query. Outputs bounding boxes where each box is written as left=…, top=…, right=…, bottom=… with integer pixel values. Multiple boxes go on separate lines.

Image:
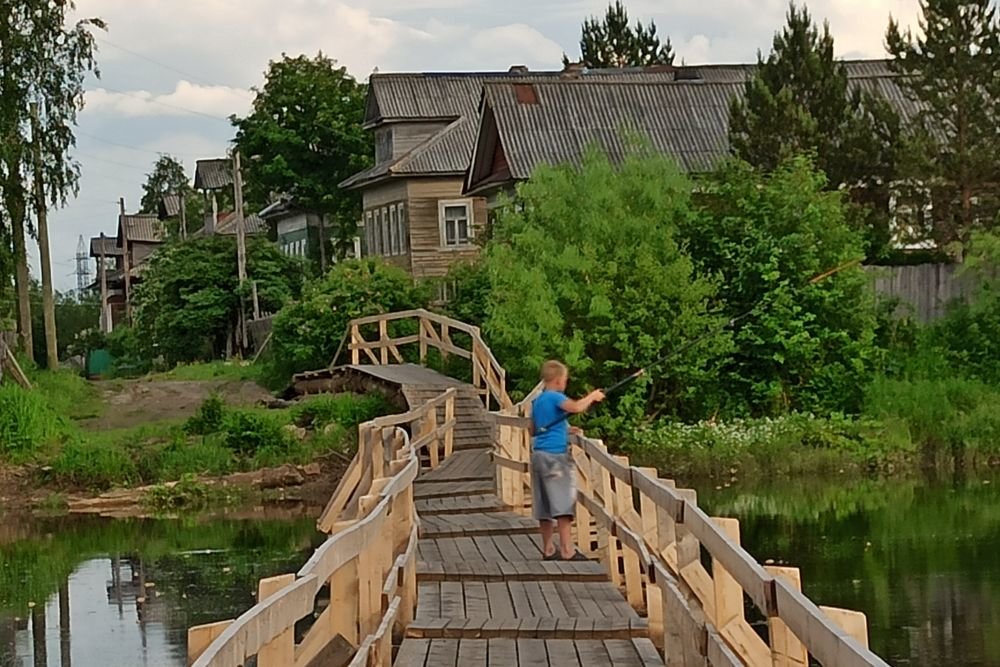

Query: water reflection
left=699, top=472, right=1000, bottom=667
left=0, top=515, right=322, bottom=667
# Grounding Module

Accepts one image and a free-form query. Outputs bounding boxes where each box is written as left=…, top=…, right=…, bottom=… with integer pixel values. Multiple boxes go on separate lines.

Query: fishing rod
left=536, top=257, right=864, bottom=434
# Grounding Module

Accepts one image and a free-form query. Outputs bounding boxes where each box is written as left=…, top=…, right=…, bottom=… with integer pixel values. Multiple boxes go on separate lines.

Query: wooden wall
left=868, top=263, right=981, bottom=322
left=363, top=180, right=411, bottom=273
left=405, top=177, right=485, bottom=280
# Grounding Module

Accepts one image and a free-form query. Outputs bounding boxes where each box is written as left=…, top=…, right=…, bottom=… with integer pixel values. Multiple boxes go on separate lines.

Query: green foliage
left=267, top=259, right=431, bottom=384
left=292, top=393, right=393, bottom=430
left=683, top=158, right=877, bottom=415
left=484, top=147, right=726, bottom=423
left=441, top=261, right=491, bottom=327
left=232, top=53, right=370, bottom=257
left=106, top=325, right=153, bottom=377
left=729, top=3, right=899, bottom=257
left=143, top=474, right=244, bottom=512
left=0, top=384, right=59, bottom=458
left=565, top=1, right=673, bottom=68
left=157, top=438, right=235, bottom=480
left=185, top=394, right=227, bottom=435
left=52, top=439, right=139, bottom=490
left=155, top=360, right=264, bottom=383
left=220, top=409, right=292, bottom=457
left=887, top=0, right=1000, bottom=244
left=139, top=154, right=203, bottom=233
left=133, top=236, right=304, bottom=364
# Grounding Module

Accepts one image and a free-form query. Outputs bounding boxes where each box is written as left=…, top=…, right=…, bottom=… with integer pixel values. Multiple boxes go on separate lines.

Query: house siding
left=391, top=122, right=449, bottom=159
left=405, top=177, right=485, bottom=280
left=362, top=180, right=411, bottom=272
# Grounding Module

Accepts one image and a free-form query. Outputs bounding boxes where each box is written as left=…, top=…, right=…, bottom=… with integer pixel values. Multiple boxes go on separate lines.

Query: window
left=439, top=200, right=473, bottom=247
left=380, top=207, right=390, bottom=255
left=388, top=205, right=398, bottom=255
left=373, top=208, right=383, bottom=255
left=399, top=203, right=410, bottom=253
left=364, top=211, right=374, bottom=257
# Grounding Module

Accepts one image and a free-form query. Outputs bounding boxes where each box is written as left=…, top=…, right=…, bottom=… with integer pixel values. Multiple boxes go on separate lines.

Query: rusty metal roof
left=214, top=212, right=267, bottom=236
left=159, top=194, right=182, bottom=219
left=194, top=158, right=233, bottom=190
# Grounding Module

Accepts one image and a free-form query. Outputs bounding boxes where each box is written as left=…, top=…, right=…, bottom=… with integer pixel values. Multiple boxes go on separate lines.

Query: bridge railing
left=187, top=388, right=457, bottom=667
left=343, top=309, right=512, bottom=411
left=490, top=396, right=888, bottom=667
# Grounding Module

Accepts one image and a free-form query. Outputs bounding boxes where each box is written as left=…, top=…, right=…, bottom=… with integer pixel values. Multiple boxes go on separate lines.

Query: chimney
left=561, top=61, right=585, bottom=79
left=508, top=65, right=529, bottom=74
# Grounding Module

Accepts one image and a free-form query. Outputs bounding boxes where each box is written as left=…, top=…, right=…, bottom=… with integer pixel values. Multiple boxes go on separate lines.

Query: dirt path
left=78, top=378, right=274, bottom=431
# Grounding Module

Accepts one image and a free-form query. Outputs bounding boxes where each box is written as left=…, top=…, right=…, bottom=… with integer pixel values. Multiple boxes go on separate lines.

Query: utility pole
left=30, top=102, right=58, bottom=370
left=99, top=232, right=110, bottom=333
left=233, top=152, right=248, bottom=352
left=120, top=197, right=131, bottom=323
left=179, top=191, right=188, bottom=240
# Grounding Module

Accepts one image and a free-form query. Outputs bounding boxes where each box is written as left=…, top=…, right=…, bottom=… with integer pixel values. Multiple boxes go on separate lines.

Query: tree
left=268, top=259, right=430, bottom=383
left=886, top=0, right=1000, bottom=246
left=681, top=158, right=878, bottom=415
left=730, top=3, right=900, bottom=256
left=139, top=154, right=202, bottom=237
left=483, top=148, right=726, bottom=424
left=564, top=1, right=674, bottom=69
left=0, top=0, right=103, bottom=353
left=232, top=53, right=371, bottom=259
left=133, top=237, right=304, bottom=364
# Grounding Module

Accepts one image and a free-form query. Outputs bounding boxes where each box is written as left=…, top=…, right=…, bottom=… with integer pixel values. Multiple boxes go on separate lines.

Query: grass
left=153, top=361, right=265, bottom=383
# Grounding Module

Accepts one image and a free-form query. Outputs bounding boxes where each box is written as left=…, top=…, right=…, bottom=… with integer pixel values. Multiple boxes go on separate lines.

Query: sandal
left=543, top=551, right=560, bottom=561
left=562, top=550, right=590, bottom=561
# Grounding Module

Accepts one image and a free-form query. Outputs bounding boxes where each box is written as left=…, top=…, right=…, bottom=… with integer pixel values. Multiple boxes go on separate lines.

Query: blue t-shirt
left=532, top=390, right=569, bottom=454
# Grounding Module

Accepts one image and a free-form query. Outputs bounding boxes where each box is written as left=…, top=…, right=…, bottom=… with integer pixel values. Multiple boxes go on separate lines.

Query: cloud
left=84, top=82, right=251, bottom=120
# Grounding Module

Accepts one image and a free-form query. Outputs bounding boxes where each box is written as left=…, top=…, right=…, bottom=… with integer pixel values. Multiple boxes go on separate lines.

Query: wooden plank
left=394, top=639, right=431, bottom=667
left=457, top=638, right=489, bottom=666
left=516, top=639, right=549, bottom=667
left=256, top=574, right=295, bottom=667
left=545, top=639, right=582, bottom=666
left=821, top=607, right=871, bottom=649
left=767, top=567, right=809, bottom=667
left=187, top=620, right=232, bottom=666
left=425, top=638, right=460, bottom=667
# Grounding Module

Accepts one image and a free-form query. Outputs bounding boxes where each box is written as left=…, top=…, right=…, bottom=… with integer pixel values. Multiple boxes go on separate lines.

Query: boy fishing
left=531, top=360, right=604, bottom=561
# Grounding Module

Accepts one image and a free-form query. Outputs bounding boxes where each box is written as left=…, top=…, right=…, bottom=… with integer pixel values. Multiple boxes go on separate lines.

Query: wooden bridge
left=187, top=310, right=890, bottom=667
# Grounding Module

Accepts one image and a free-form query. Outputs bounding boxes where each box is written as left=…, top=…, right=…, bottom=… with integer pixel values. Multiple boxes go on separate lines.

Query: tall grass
left=0, top=385, right=60, bottom=460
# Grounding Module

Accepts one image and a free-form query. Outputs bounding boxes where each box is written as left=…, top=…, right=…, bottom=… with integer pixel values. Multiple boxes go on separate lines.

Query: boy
left=530, top=360, right=605, bottom=561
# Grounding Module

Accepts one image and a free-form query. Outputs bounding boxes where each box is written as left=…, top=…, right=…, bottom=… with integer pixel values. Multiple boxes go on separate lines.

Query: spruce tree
left=730, top=3, right=899, bottom=256
left=565, top=1, right=674, bottom=68
left=887, top=0, right=1000, bottom=245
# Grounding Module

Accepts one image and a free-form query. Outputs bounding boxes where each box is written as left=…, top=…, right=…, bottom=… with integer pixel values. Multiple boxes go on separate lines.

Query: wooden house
left=194, top=158, right=233, bottom=235
left=340, top=66, right=678, bottom=285
left=89, top=235, right=125, bottom=332
left=465, top=60, right=916, bottom=207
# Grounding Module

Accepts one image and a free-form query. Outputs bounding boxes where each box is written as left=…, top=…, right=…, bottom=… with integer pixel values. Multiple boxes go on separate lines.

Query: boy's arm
left=560, top=390, right=605, bottom=414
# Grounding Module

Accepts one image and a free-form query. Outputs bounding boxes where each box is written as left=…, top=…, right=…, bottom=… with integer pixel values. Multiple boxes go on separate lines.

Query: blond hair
left=541, top=360, right=568, bottom=383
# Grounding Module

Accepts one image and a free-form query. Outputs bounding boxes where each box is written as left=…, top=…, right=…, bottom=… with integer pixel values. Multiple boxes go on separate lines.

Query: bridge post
left=766, top=566, right=809, bottom=667
left=351, top=324, right=360, bottom=364
left=637, top=467, right=664, bottom=646
left=256, top=574, right=296, bottom=667
left=573, top=448, right=594, bottom=556
left=444, top=392, right=455, bottom=459
left=614, top=456, right=644, bottom=611
left=590, top=442, right=621, bottom=587
left=187, top=620, right=232, bottom=666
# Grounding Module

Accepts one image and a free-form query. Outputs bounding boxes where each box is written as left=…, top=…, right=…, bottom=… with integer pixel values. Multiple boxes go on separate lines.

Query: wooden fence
left=344, top=309, right=511, bottom=411
left=868, top=263, right=978, bottom=322
left=187, top=389, right=457, bottom=667
left=491, top=396, right=888, bottom=667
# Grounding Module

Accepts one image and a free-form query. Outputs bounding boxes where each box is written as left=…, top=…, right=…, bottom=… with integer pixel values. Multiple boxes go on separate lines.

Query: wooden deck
left=397, top=434, right=665, bottom=666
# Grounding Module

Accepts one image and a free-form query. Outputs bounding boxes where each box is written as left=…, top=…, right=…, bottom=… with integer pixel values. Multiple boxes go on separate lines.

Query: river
left=700, top=470, right=1000, bottom=666
left=2, top=473, right=999, bottom=666
left=0, top=513, right=322, bottom=667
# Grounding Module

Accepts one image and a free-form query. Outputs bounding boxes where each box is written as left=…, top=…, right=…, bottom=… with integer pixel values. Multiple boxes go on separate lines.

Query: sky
left=46, top=0, right=921, bottom=292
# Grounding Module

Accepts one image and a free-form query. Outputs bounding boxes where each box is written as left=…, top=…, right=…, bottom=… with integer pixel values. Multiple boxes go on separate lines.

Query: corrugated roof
left=118, top=214, right=166, bottom=245
left=209, top=212, right=268, bottom=237
left=194, top=158, right=233, bottom=190
left=159, top=194, right=182, bottom=219
left=90, top=236, right=123, bottom=258
left=468, top=63, right=917, bottom=189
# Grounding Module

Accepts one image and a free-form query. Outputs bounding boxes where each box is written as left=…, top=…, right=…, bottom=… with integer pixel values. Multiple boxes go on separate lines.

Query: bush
left=158, top=438, right=235, bottom=480
left=293, top=394, right=393, bottom=430
left=221, top=410, right=292, bottom=456
left=185, top=394, right=227, bottom=435
left=267, top=259, right=431, bottom=385
left=483, top=147, right=726, bottom=423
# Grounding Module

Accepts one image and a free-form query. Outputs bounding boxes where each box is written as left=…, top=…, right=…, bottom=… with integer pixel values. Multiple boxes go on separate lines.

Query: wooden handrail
left=189, top=386, right=458, bottom=667
left=342, top=309, right=512, bottom=410
left=490, top=391, right=891, bottom=667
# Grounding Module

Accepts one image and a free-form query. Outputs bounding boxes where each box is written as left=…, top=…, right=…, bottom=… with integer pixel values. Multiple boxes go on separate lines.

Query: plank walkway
left=396, top=436, right=665, bottom=666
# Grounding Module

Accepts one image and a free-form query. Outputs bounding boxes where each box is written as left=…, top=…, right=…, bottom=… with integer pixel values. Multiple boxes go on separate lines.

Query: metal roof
left=194, top=158, right=233, bottom=190
left=118, top=214, right=166, bottom=245
left=159, top=194, right=182, bottom=219
left=466, top=61, right=917, bottom=191
left=90, top=236, right=123, bottom=258
left=211, top=212, right=268, bottom=237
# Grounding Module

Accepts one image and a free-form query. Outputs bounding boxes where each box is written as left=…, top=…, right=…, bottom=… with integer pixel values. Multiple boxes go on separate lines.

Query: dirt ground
left=77, top=378, right=274, bottom=431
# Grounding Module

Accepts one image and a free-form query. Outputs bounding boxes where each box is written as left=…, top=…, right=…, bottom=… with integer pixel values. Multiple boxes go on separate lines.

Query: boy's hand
left=569, top=426, right=583, bottom=436
left=589, top=390, right=606, bottom=403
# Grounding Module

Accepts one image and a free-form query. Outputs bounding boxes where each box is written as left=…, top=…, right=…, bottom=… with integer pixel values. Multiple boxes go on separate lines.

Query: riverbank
left=0, top=366, right=388, bottom=517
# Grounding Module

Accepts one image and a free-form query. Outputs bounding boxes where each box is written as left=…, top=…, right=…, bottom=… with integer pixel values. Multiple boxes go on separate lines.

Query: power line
left=75, top=150, right=152, bottom=171
left=94, top=85, right=234, bottom=123
left=75, top=130, right=203, bottom=158
left=95, top=36, right=256, bottom=102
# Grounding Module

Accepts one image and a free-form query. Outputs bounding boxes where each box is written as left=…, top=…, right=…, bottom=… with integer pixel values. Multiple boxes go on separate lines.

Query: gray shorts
left=531, top=450, right=576, bottom=522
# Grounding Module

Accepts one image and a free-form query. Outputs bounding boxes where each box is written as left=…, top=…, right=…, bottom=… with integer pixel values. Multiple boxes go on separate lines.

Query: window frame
left=438, top=199, right=474, bottom=249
